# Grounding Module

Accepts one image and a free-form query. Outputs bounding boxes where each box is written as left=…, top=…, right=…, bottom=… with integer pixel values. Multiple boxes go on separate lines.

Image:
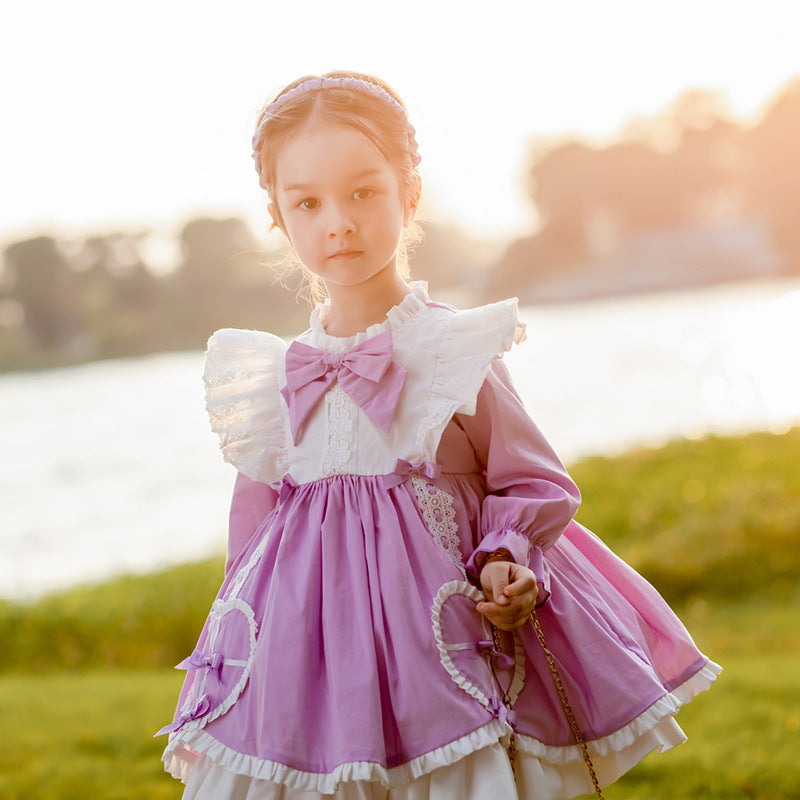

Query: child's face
left=271, top=120, right=414, bottom=291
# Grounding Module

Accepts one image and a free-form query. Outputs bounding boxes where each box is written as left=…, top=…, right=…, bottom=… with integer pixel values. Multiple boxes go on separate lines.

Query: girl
left=158, top=70, right=720, bottom=800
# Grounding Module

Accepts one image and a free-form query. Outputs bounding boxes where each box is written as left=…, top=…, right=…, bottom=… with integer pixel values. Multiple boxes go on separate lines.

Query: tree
left=743, top=78, right=800, bottom=273
left=3, top=236, right=80, bottom=348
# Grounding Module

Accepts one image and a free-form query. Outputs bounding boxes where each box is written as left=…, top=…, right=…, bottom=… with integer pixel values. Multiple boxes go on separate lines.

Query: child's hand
left=476, top=559, right=538, bottom=631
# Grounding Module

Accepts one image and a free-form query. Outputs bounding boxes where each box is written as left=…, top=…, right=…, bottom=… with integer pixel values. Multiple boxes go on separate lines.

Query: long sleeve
left=456, top=360, right=581, bottom=602
left=226, top=471, right=279, bottom=575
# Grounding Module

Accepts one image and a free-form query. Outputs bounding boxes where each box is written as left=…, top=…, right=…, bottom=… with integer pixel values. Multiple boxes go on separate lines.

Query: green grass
left=1, top=644, right=797, bottom=799
left=0, top=669, right=184, bottom=800
left=0, top=559, right=224, bottom=671
left=598, top=655, right=800, bottom=800
left=2, top=427, right=799, bottom=798
left=569, top=427, right=800, bottom=605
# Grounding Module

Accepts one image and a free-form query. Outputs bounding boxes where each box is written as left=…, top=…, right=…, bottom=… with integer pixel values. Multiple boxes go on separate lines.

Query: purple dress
left=159, top=283, right=719, bottom=799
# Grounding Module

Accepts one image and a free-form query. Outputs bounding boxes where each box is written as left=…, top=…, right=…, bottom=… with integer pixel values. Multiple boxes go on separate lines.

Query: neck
left=323, top=268, right=412, bottom=338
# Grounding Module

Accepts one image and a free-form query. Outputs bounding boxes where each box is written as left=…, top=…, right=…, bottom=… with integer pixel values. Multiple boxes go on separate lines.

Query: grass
left=569, top=427, right=800, bottom=605
left=599, top=655, right=800, bottom=800
left=2, top=427, right=799, bottom=798
left=1, top=635, right=797, bottom=799
left=0, top=669, right=184, bottom=800
left=0, top=559, right=225, bottom=672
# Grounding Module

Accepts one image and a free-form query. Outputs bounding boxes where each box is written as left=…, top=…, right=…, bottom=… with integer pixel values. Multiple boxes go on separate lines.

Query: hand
left=476, top=559, right=538, bottom=631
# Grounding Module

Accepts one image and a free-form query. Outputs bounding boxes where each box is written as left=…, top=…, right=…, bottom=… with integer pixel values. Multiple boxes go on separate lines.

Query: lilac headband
left=251, top=77, right=421, bottom=190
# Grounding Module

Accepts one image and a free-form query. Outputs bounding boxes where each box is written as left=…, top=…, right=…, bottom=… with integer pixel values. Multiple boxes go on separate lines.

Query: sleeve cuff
left=466, top=531, right=550, bottom=606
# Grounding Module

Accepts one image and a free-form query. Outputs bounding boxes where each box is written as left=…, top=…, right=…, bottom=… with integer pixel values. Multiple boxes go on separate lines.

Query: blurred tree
left=3, top=236, right=81, bottom=349
left=76, top=232, right=159, bottom=311
left=486, top=85, right=759, bottom=298
left=177, top=217, right=259, bottom=289
left=408, top=221, right=487, bottom=291
left=170, top=216, right=302, bottom=339
left=742, top=78, right=800, bottom=273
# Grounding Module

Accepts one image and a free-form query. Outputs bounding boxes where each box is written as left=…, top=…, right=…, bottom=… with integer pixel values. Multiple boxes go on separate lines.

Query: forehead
left=275, top=121, right=394, bottom=190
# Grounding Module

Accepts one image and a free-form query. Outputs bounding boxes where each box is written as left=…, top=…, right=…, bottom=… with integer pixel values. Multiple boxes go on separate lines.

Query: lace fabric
left=410, top=475, right=464, bottom=569
left=322, top=384, right=354, bottom=475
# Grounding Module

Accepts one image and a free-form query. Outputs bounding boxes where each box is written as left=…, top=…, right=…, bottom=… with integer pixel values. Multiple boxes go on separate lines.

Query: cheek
left=282, top=214, right=317, bottom=250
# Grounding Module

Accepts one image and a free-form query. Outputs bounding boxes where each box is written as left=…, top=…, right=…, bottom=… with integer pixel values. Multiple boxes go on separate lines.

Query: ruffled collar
left=305, top=282, right=431, bottom=352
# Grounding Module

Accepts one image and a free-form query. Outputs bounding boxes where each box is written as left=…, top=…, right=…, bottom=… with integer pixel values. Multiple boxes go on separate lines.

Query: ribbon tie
left=155, top=693, right=210, bottom=736
left=381, top=458, right=442, bottom=489
left=281, top=330, right=407, bottom=444
left=177, top=651, right=225, bottom=675
left=477, top=639, right=516, bottom=671
left=490, top=696, right=517, bottom=729
left=274, top=474, right=297, bottom=503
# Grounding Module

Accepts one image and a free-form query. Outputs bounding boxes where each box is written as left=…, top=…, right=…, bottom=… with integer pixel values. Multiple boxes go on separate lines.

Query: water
left=2, top=278, right=798, bottom=600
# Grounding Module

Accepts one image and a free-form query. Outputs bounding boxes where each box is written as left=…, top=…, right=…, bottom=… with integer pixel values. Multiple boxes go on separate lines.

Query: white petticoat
left=173, top=662, right=720, bottom=800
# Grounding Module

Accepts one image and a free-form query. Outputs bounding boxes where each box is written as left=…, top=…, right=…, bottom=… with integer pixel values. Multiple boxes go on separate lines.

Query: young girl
left=158, top=70, right=720, bottom=800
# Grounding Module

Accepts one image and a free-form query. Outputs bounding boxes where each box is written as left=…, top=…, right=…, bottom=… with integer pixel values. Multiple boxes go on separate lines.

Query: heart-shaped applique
left=431, top=580, right=525, bottom=724
left=159, top=597, right=257, bottom=736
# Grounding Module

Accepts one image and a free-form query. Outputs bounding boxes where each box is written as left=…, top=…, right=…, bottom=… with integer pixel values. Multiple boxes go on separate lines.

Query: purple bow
left=381, top=458, right=442, bottom=489
left=274, top=474, right=297, bottom=503
left=177, top=651, right=225, bottom=675
left=490, top=696, right=517, bottom=729
left=156, top=693, right=210, bottom=736
left=281, top=330, right=407, bottom=445
left=477, top=639, right=516, bottom=671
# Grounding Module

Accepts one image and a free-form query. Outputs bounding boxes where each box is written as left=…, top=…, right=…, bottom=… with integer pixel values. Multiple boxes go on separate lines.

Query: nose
left=325, top=202, right=355, bottom=238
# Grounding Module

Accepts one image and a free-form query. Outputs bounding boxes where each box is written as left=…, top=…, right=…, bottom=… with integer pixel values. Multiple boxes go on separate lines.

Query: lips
left=328, top=249, right=362, bottom=260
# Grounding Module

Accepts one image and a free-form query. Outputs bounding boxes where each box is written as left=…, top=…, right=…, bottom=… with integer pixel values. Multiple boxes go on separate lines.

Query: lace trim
left=162, top=661, right=720, bottom=793
left=172, top=597, right=258, bottom=736
left=409, top=475, right=464, bottom=569
left=514, top=660, right=722, bottom=763
left=163, top=719, right=506, bottom=793
left=203, top=329, right=290, bottom=484
left=430, top=581, right=525, bottom=716
left=415, top=299, right=525, bottom=463
left=322, top=384, right=353, bottom=475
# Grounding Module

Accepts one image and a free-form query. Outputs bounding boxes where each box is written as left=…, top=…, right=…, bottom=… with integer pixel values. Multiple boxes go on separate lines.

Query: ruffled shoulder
left=416, top=298, right=525, bottom=460
left=203, top=328, right=290, bottom=484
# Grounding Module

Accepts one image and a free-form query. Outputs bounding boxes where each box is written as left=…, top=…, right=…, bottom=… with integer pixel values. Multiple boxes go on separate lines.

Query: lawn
left=2, top=427, right=798, bottom=799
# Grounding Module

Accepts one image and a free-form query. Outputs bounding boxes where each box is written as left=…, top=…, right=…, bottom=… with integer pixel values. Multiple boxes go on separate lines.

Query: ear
left=268, top=202, right=288, bottom=238
left=403, top=183, right=420, bottom=227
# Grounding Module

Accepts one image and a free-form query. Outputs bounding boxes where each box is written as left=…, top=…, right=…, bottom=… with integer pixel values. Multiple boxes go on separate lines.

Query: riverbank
left=4, top=277, right=800, bottom=602
left=2, top=428, right=799, bottom=798
left=3, top=427, right=798, bottom=671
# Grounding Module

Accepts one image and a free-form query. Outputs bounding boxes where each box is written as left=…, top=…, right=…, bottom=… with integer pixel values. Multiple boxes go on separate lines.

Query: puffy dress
left=159, top=282, right=720, bottom=800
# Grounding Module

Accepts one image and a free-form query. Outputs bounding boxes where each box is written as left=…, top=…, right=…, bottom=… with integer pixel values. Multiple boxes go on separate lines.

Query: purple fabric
left=226, top=473, right=277, bottom=575
left=379, top=458, right=442, bottom=489
left=163, top=360, right=711, bottom=775
left=281, top=329, right=407, bottom=444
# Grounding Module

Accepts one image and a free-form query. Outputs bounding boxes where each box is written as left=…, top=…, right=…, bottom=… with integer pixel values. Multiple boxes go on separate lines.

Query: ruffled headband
left=251, top=76, right=421, bottom=189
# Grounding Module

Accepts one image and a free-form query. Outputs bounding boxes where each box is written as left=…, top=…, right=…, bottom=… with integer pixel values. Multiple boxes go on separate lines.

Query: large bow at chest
left=280, top=329, right=407, bottom=445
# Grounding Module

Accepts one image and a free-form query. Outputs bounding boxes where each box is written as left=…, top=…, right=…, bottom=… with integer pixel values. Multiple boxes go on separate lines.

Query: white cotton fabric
left=171, top=662, right=719, bottom=800
left=202, top=283, right=525, bottom=486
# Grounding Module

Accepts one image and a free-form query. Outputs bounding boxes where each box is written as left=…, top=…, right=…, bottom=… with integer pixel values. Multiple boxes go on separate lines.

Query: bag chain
left=530, top=609, right=606, bottom=799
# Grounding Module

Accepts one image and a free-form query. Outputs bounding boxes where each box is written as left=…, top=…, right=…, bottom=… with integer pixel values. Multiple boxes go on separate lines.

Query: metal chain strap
left=530, top=609, right=606, bottom=799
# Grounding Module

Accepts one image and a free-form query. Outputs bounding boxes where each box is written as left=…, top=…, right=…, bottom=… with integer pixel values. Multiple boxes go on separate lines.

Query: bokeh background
left=1, top=1, right=799, bottom=798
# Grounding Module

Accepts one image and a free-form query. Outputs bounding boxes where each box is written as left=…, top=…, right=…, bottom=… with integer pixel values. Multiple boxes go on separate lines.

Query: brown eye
left=299, top=198, right=318, bottom=210
left=353, top=188, right=374, bottom=201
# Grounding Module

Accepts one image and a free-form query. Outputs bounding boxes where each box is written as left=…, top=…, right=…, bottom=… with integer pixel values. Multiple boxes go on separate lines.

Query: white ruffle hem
left=166, top=661, right=721, bottom=800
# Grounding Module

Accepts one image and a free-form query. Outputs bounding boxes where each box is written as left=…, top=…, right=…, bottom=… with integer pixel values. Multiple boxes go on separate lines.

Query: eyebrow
left=282, top=168, right=383, bottom=193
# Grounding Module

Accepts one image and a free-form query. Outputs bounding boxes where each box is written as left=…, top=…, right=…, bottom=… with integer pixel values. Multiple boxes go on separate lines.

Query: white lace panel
left=410, top=475, right=464, bottom=570
left=322, top=383, right=353, bottom=476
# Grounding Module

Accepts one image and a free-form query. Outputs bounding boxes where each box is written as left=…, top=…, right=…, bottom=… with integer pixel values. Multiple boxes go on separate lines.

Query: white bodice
left=204, top=283, right=525, bottom=486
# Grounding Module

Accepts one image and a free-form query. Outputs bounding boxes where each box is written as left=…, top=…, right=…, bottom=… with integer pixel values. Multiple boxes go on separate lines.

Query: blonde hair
left=252, top=70, right=423, bottom=302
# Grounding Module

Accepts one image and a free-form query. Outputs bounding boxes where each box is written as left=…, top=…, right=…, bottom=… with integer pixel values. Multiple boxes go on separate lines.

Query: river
left=1, top=278, right=798, bottom=600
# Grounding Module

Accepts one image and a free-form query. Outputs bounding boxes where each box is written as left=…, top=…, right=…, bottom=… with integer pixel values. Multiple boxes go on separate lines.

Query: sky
left=2, top=0, right=799, bottom=254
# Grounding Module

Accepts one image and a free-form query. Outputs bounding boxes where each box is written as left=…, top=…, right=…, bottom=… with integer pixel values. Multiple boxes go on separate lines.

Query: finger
left=490, top=568, right=512, bottom=605
left=503, top=573, right=536, bottom=597
left=488, top=613, right=529, bottom=631
left=477, top=599, right=529, bottom=623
